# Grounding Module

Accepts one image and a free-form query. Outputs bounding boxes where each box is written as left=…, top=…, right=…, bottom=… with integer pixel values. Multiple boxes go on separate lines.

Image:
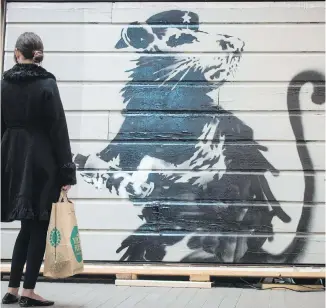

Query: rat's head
left=116, top=10, right=245, bottom=85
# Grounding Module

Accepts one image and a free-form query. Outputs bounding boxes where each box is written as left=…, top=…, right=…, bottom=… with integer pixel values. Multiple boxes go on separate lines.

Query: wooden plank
left=219, top=83, right=325, bottom=112
left=115, top=279, right=212, bottom=288
left=56, top=82, right=325, bottom=112
left=64, top=111, right=325, bottom=141
left=5, top=24, right=325, bottom=52
left=1, top=262, right=325, bottom=279
left=116, top=273, right=138, bottom=280
left=1, top=231, right=325, bottom=263
left=189, top=274, right=210, bottom=282
left=112, top=2, right=325, bottom=23
left=70, top=141, right=326, bottom=171
left=66, top=112, right=109, bottom=140
left=157, top=203, right=325, bottom=235
left=260, top=283, right=325, bottom=291
left=0, top=200, right=151, bottom=231
left=1, top=201, right=325, bottom=234
left=4, top=53, right=325, bottom=82
left=108, top=112, right=325, bottom=141
left=6, top=2, right=112, bottom=23
left=71, top=170, right=325, bottom=203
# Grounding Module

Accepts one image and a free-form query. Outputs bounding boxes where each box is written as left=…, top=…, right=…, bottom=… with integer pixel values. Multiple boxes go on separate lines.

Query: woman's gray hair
left=15, top=32, right=44, bottom=64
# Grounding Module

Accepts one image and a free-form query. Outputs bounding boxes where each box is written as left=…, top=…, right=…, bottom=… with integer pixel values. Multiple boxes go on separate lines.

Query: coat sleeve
left=46, top=79, right=77, bottom=186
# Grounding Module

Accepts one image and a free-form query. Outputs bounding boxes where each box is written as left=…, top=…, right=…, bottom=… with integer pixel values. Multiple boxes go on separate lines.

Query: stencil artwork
left=73, top=10, right=325, bottom=263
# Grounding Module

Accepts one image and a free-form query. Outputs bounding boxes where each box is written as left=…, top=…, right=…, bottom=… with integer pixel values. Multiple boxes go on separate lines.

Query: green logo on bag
left=50, top=228, right=61, bottom=247
left=70, top=226, right=82, bottom=263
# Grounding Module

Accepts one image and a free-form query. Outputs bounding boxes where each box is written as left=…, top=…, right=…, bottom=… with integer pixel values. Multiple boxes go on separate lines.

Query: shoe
left=19, top=296, right=54, bottom=307
left=2, top=292, right=19, bottom=304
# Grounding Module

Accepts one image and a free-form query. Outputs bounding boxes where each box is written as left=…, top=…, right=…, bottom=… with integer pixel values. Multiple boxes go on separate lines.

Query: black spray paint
left=281, top=71, right=325, bottom=263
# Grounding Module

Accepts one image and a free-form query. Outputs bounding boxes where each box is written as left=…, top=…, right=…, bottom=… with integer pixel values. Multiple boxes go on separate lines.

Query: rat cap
left=116, top=10, right=199, bottom=49
left=146, top=10, right=199, bottom=27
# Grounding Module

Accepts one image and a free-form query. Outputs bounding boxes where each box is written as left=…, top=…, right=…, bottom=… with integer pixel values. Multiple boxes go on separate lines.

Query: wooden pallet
left=259, top=283, right=325, bottom=291
left=1, top=262, right=325, bottom=278
left=115, top=273, right=212, bottom=288
left=1, top=262, right=325, bottom=287
left=253, top=277, right=325, bottom=292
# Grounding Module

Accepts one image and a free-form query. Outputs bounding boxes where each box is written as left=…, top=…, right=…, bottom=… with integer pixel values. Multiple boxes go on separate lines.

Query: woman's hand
left=62, top=185, right=71, bottom=191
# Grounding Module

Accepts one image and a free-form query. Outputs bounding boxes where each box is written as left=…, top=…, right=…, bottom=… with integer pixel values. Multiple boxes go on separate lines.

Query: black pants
left=8, top=220, right=49, bottom=290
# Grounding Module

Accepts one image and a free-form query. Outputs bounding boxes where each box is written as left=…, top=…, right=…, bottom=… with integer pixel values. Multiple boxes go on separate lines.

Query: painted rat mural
left=73, top=10, right=325, bottom=263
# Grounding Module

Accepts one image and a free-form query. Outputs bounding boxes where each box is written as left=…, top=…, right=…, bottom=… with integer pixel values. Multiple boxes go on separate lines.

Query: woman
left=1, top=32, right=76, bottom=307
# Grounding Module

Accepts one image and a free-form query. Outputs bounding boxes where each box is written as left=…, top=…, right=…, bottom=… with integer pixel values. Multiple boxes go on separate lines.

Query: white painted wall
left=1, top=1, right=325, bottom=264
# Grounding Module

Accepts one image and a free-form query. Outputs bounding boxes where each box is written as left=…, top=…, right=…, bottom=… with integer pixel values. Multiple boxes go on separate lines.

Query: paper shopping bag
left=43, top=191, right=84, bottom=279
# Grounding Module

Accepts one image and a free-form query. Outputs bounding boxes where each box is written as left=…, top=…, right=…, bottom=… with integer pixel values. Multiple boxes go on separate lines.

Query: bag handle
left=58, top=190, right=70, bottom=203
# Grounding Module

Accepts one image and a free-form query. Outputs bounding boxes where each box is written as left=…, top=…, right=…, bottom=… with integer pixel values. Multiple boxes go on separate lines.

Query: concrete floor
left=1, top=281, right=325, bottom=308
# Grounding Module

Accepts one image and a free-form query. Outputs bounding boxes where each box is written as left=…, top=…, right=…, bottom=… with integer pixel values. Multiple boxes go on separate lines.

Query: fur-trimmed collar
left=3, top=64, right=56, bottom=82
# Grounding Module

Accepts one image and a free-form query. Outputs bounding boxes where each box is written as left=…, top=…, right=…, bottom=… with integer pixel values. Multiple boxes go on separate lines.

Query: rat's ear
left=115, top=22, right=155, bottom=50
left=115, top=23, right=141, bottom=49
left=115, top=35, right=129, bottom=49
left=115, top=26, right=130, bottom=49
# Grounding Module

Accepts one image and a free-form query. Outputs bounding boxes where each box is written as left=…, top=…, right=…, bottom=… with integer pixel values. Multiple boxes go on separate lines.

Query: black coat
left=1, top=64, right=76, bottom=222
